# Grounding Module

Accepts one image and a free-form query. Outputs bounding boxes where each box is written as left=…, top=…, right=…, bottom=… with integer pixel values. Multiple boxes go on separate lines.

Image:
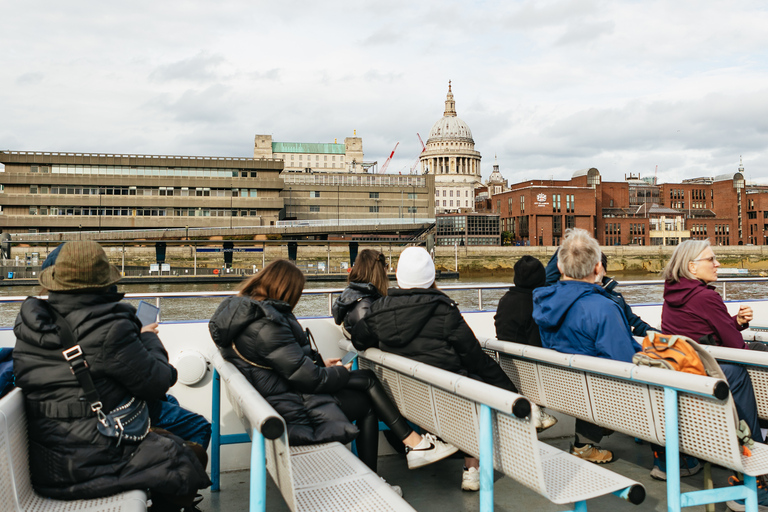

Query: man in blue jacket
left=533, top=228, right=641, bottom=463
left=545, top=249, right=657, bottom=338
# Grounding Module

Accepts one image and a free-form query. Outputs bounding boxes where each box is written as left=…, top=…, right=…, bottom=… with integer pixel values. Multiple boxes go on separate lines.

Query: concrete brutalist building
left=0, top=151, right=284, bottom=235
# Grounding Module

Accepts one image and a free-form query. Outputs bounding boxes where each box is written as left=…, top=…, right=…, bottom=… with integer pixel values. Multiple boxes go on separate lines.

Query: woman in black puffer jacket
left=332, top=249, right=388, bottom=338
left=13, top=241, right=210, bottom=510
left=208, top=259, right=457, bottom=474
left=352, top=246, right=517, bottom=492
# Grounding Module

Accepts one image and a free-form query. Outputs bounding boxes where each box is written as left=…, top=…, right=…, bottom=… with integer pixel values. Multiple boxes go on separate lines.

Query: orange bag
left=633, top=331, right=706, bottom=376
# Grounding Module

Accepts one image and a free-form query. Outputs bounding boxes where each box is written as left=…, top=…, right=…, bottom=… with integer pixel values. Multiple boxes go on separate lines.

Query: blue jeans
left=148, top=394, right=212, bottom=449
left=720, top=362, right=763, bottom=443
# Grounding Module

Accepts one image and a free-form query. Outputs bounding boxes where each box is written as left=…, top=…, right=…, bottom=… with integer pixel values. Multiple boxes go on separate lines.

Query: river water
left=1, top=272, right=766, bottom=328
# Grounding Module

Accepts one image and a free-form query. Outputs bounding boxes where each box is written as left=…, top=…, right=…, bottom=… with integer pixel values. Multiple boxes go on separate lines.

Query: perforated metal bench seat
left=337, top=340, right=645, bottom=510
left=482, top=337, right=768, bottom=511
left=703, top=344, right=768, bottom=421
left=0, top=388, right=148, bottom=512
left=211, top=352, right=415, bottom=512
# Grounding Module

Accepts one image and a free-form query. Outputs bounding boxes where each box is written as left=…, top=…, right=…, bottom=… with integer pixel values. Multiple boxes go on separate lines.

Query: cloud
left=16, top=72, right=44, bottom=85
left=145, top=84, right=238, bottom=124
left=149, top=52, right=225, bottom=83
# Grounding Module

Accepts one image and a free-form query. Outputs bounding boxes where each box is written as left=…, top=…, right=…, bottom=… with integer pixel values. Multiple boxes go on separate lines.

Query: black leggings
left=332, top=369, right=413, bottom=471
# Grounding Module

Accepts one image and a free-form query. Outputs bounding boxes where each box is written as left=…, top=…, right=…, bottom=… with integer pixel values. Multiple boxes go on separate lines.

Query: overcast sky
left=3, top=0, right=768, bottom=186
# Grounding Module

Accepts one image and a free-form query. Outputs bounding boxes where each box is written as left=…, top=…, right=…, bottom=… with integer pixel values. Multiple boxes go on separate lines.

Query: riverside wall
left=10, top=243, right=768, bottom=277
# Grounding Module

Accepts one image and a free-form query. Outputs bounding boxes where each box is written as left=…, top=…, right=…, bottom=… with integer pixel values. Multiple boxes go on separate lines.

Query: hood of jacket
left=331, top=282, right=380, bottom=325
left=532, top=280, right=606, bottom=330
left=663, top=277, right=713, bottom=308
left=209, top=295, right=293, bottom=349
left=14, top=291, right=131, bottom=351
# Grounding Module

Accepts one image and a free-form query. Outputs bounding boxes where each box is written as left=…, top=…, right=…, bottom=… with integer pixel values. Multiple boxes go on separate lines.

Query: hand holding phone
left=340, top=351, right=359, bottom=366
left=136, top=301, right=160, bottom=327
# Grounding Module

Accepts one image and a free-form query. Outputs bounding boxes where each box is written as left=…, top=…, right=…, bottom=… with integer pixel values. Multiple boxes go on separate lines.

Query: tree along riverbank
left=7, top=243, right=768, bottom=278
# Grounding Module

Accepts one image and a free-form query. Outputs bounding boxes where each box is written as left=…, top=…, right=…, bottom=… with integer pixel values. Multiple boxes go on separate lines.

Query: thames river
left=1, top=273, right=766, bottom=328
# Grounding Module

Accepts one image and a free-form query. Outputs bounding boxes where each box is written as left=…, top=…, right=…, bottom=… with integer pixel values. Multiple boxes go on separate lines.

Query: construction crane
left=378, top=142, right=399, bottom=174
left=409, top=133, right=427, bottom=174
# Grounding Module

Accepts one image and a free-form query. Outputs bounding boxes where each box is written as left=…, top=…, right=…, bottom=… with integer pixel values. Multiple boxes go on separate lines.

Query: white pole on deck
left=455, top=242, right=458, bottom=271
left=193, top=243, right=197, bottom=276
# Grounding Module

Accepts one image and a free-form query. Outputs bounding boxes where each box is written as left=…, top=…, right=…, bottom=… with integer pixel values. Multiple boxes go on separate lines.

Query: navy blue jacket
left=532, top=280, right=641, bottom=363
left=544, top=250, right=656, bottom=337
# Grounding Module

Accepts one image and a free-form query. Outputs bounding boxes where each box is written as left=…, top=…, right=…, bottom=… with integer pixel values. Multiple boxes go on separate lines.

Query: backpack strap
left=47, top=305, right=106, bottom=421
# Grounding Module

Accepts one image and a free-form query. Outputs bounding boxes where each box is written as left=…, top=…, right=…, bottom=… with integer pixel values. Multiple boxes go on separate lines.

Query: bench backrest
left=483, top=339, right=747, bottom=473
left=356, top=348, right=552, bottom=498
left=0, top=388, right=33, bottom=510
left=212, top=352, right=295, bottom=510
left=702, top=345, right=768, bottom=420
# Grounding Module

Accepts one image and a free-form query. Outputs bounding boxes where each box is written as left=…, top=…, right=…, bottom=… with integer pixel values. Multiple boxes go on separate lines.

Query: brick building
left=493, top=165, right=753, bottom=247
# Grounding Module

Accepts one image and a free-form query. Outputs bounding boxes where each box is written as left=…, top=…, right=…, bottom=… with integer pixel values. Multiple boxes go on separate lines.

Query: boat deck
left=200, top=432, right=737, bottom=511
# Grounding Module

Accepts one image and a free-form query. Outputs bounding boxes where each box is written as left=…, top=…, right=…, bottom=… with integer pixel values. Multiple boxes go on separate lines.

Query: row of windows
left=31, top=165, right=259, bottom=178
left=26, top=207, right=260, bottom=217
left=287, top=154, right=343, bottom=162
left=605, top=223, right=622, bottom=235
left=300, top=206, right=416, bottom=214
left=690, top=224, right=708, bottom=236
left=439, top=200, right=471, bottom=208
left=551, top=194, right=575, bottom=213
left=629, top=223, right=646, bottom=235
left=26, top=185, right=258, bottom=197
left=435, top=189, right=470, bottom=198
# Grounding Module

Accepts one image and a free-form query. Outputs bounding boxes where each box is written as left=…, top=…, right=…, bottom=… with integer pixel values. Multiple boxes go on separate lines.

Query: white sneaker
left=461, top=467, right=480, bottom=491
left=534, top=409, right=558, bottom=432
left=380, top=477, right=403, bottom=497
left=405, top=433, right=459, bottom=469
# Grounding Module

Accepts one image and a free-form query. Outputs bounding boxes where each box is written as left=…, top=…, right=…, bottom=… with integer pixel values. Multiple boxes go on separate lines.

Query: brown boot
left=569, top=443, right=615, bottom=464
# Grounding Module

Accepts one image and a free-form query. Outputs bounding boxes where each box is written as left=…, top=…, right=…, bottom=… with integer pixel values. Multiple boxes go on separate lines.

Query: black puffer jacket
left=494, top=287, right=542, bottom=347
left=12, top=292, right=210, bottom=500
left=352, top=288, right=516, bottom=391
left=332, top=282, right=381, bottom=338
left=208, top=295, right=358, bottom=445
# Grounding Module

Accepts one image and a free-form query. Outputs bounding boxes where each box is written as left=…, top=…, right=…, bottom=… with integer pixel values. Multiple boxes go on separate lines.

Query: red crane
left=409, top=133, right=427, bottom=174
left=378, top=142, right=399, bottom=174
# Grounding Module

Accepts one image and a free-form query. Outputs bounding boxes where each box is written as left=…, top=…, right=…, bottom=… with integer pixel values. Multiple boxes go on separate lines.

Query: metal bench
left=209, top=351, right=414, bottom=512
left=702, top=344, right=768, bottom=421
left=482, top=337, right=768, bottom=512
left=338, top=340, right=646, bottom=512
left=0, top=387, right=147, bottom=512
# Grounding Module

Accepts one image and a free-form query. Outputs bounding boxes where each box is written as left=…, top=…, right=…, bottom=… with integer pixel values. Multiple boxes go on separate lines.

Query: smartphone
left=136, top=300, right=160, bottom=327
left=340, top=351, right=359, bottom=366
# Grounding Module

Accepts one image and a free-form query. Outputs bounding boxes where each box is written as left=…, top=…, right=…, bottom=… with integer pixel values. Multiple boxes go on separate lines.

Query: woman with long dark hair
left=332, top=249, right=389, bottom=338
left=208, top=259, right=457, bottom=485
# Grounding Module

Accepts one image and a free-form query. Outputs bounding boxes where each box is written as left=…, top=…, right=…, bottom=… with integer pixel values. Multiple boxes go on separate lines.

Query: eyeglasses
left=692, top=256, right=717, bottom=264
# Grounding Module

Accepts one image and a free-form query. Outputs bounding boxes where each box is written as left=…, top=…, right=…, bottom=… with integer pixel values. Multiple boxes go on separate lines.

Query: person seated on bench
left=333, top=249, right=388, bottom=339
left=661, top=240, right=764, bottom=503
left=41, top=242, right=213, bottom=451
left=13, top=241, right=211, bottom=512
left=546, top=249, right=657, bottom=338
left=494, top=255, right=558, bottom=431
left=533, top=228, right=641, bottom=464
left=208, top=259, right=457, bottom=493
left=352, top=246, right=518, bottom=492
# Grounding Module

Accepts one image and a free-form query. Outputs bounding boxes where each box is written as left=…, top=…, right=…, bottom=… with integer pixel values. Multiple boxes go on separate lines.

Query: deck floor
left=198, top=433, right=738, bottom=511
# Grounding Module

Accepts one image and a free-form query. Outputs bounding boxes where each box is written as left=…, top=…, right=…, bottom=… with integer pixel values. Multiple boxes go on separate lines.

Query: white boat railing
left=2, top=277, right=767, bottom=315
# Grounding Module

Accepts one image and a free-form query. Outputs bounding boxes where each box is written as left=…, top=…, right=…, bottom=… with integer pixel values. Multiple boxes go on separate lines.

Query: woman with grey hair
left=659, top=240, right=763, bottom=498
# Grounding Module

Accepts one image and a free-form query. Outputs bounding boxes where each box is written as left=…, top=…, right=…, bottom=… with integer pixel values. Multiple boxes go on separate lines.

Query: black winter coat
left=12, top=292, right=210, bottom=500
left=331, top=282, right=381, bottom=338
left=352, top=288, right=516, bottom=392
left=208, top=295, right=358, bottom=445
left=494, top=287, right=542, bottom=347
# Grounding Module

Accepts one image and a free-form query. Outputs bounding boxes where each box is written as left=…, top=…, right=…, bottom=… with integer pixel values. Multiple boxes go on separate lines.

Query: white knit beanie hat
left=396, top=246, right=435, bottom=289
